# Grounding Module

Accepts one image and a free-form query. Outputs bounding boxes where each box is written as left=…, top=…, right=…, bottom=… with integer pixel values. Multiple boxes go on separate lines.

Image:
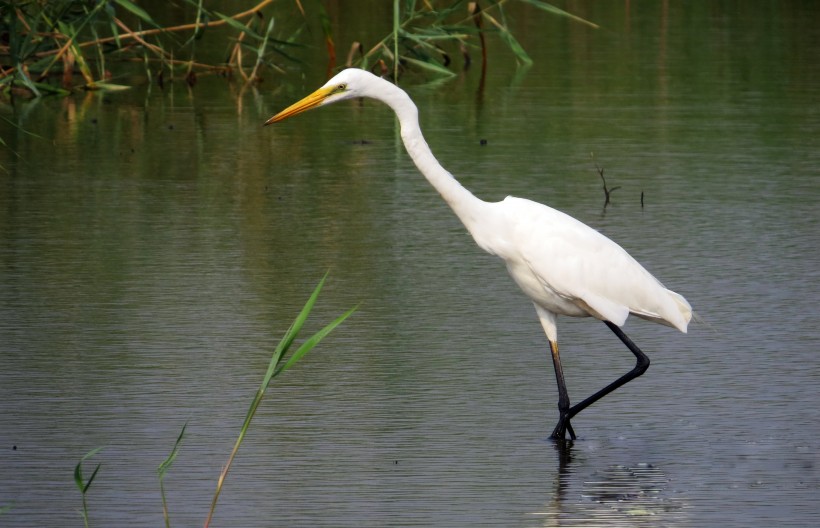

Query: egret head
left=264, top=69, right=380, bottom=125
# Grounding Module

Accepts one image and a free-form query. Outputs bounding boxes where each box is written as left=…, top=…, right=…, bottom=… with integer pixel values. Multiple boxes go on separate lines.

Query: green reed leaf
left=277, top=306, right=357, bottom=376
left=518, top=0, right=599, bottom=29
left=401, top=56, right=457, bottom=76
left=113, top=0, right=160, bottom=28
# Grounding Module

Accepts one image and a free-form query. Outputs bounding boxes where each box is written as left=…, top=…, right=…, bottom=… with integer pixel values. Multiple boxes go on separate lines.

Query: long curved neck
left=375, top=82, right=490, bottom=233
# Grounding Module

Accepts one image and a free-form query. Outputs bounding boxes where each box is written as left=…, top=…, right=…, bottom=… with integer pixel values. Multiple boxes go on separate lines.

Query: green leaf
left=264, top=272, right=329, bottom=382
left=112, top=0, right=160, bottom=28
left=90, top=82, right=132, bottom=92
left=276, top=306, right=357, bottom=376
left=253, top=17, right=276, bottom=62
left=482, top=12, right=533, bottom=65
left=518, top=0, right=600, bottom=29
left=401, top=29, right=469, bottom=46
left=24, top=80, right=70, bottom=96
left=1, top=115, right=41, bottom=140
left=401, top=56, right=456, bottom=77
left=83, top=463, right=102, bottom=493
left=214, top=11, right=262, bottom=40
left=74, top=447, right=104, bottom=492
left=317, top=1, right=333, bottom=41
left=12, top=67, right=41, bottom=98
left=158, top=423, right=187, bottom=477
left=404, top=30, right=473, bottom=41
left=204, top=274, right=354, bottom=527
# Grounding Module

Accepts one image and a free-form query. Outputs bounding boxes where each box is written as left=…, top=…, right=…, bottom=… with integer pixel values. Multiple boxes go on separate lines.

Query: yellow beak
left=264, top=86, right=335, bottom=125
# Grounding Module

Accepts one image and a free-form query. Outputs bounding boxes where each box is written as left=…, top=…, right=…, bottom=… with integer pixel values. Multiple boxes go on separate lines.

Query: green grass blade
left=401, top=56, right=456, bottom=77
left=482, top=12, right=532, bottom=65
left=264, top=272, right=329, bottom=383
left=158, top=422, right=187, bottom=477
left=276, top=306, right=357, bottom=376
left=17, top=79, right=70, bottom=96
left=13, top=66, right=41, bottom=98
left=83, top=464, right=102, bottom=493
left=402, top=28, right=473, bottom=42
left=393, top=0, right=400, bottom=81
left=205, top=273, right=352, bottom=528
left=249, top=16, right=276, bottom=78
left=90, top=82, right=132, bottom=92
left=214, top=11, right=263, bottom=40
left=74, top=447, right=104, bottom=492
left=518, top=0, right=600, bottom=29
left=317, top=2, right=334, bottom=45
left=159, top=423, right=186, bottom=528
left=75, top=447, right=103, bottom=528
left=73, top=463, right=82, bottom=491
left=112, top=0, right=160, bottom=28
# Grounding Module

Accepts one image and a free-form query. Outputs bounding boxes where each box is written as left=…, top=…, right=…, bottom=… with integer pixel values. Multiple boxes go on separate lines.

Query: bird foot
left=550, top=415, right=576, bottom=441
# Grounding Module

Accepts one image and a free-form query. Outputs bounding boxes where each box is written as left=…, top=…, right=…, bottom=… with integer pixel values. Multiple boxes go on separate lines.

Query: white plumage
left=266, top=68, right=692, bottom=440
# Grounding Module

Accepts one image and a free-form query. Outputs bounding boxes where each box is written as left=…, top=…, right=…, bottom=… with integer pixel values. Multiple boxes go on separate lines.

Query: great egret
left=265, top=69, right=692, bottom=440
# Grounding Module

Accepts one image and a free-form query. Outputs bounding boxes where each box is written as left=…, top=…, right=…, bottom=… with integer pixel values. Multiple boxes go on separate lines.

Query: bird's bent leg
left=565, top=321, right=650, bottom=421
left=549, top=340, right=577, bottom=440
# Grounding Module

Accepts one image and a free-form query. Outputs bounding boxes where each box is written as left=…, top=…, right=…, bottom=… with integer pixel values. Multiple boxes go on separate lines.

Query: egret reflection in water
left=528, top=442, right=689, bottom=526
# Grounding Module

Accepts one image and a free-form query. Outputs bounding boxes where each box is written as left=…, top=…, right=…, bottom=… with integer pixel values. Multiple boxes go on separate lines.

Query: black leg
left=548, top=340, right=577, bottom=440
left=550, top=321, right=650, bottom=440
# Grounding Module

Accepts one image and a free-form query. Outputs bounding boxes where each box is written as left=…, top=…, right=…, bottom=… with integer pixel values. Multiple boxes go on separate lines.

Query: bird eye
left=338, top=83, right=347, bottom=91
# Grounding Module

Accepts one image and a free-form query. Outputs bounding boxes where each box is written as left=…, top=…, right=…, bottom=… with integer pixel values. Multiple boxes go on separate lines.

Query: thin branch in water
left=591, top=154, right=620, bottom=208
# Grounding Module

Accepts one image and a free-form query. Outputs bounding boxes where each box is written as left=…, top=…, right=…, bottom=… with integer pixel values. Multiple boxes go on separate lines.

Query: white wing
left=493, top=197, right=690, bottom=332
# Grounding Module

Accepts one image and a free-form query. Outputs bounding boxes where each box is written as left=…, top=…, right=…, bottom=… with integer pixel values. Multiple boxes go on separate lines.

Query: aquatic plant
left=57, top=275, right=352, bottom=527
left=0, top=0, right=299, bottom=96
left=0, top=1, right=596, bottom=98
left=74, top=446, right=103, bottom=528
left=357, top=0, right=598, bottom=81
left=204, top=274, right=356, bottom=526
left=158, top=423, right=187, bottom=528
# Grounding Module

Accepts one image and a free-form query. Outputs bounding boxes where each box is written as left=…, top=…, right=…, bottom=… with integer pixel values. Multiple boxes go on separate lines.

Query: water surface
left=1, top=1, right=818, bottom=526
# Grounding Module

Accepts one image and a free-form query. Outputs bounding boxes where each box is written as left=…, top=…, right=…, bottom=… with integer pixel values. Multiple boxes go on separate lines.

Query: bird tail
left=666, top=289, right=692, bottom=333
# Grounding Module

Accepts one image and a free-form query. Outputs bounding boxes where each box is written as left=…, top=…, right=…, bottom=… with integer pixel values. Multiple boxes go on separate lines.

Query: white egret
left=265, top=69, right=692, bottom=440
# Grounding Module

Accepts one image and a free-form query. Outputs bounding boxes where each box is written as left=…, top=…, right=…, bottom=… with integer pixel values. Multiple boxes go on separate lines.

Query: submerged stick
left=590, top=154, right=620, bottom=209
